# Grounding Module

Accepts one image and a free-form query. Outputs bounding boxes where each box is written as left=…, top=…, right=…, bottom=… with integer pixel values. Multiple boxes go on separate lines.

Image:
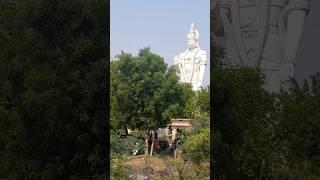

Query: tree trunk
left=144, top=130, right=149, bottom=157
left=125, top=124, right=128, bottom=135
left=150, top=130, right=155, bottom=156
left=259, top=159, right=265, bottom=180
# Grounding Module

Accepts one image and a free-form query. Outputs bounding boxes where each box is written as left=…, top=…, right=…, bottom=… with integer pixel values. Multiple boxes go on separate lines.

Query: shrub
left=110, top=131, right=145, bottom=157
left=183, top=128, right=210, bottom=164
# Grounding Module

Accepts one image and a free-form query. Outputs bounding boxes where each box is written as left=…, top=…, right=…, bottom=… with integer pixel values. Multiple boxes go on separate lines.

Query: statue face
left=187, top=38, right=197, bottom=49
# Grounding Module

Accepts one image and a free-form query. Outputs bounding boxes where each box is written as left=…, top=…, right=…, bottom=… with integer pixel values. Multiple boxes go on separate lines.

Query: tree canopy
left=212, top=42, right=320, bottom=179
left=111, top=48, right=193, bottom=132
left=0, top=0, right=108, bottom=178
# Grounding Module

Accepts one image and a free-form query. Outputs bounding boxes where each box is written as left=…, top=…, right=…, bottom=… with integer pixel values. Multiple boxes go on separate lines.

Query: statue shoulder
left=178, top=49, right=188, bottom=56
left=174, top=50, right=187, bottom=63
left=200, top=49, right=207, bottom=55
left=196, top=49, right=206, bottom=57
left=174, top=55, right=180, bottom=64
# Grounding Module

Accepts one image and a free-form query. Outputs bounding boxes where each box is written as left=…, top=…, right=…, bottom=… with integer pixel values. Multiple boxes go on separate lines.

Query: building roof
left=171, top=118, right=193, bottom=128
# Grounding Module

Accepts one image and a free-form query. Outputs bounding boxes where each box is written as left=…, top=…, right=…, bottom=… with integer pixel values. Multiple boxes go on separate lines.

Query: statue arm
left=284, top=9, right=308, bottom=64
left=199, top=52, right=207, bottom=83
left=174, top=56, right=178, bottom=65
left=280, top=0, right=310, bottom=81
left=174, top=56, right=181, bottom=74
left=199, top=65, right=206, bottom=84
left=212, top=0, right=230, bottom=37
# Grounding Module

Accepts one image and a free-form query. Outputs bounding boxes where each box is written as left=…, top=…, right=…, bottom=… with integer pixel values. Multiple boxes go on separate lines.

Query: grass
left=111, top=154, right=210, bottom=179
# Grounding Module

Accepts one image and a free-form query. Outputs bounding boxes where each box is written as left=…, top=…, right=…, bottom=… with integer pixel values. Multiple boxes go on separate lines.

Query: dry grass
left=117, top=155, right=210, bottom=179
left=124, top=155, right=167, bottom=172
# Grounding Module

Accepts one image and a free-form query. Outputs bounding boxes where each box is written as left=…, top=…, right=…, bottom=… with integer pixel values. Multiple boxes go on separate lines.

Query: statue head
left=187, top=23, right=199, bottom=50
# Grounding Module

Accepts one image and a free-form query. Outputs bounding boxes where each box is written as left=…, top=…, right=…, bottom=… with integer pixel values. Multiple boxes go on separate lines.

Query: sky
left=110, top=0, right=210, bottom=87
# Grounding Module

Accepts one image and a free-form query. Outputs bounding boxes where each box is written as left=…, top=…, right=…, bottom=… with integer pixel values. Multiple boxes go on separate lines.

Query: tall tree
left=111, top=48, right=193, bottom=156
left=184, top=86, right=210, bottom=119
left=0, top=0, right=108, bottom=178
left=277, top=74, right=320, bottom=178
left=212, top=66, right=276, bottom=179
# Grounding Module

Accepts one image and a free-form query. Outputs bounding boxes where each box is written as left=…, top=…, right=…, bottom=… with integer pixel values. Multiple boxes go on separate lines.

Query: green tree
left=111, top=48, right=193, bottom=156
left=212, top=67, right=276, bottom=179
left=183, top=128, right=210, bottom=165
left=277, top=74, right=320, bottom=177
left=211, top=41, right=320, bottom=179
left=184, top=86, right=210, bottom=119
left=0, top=0, right=108, bottom=178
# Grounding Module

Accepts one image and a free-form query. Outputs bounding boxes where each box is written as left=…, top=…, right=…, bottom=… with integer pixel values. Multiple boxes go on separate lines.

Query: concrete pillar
left=165, top=127, right=169, bottom=136
left=172, top=128, right=177, bottom=141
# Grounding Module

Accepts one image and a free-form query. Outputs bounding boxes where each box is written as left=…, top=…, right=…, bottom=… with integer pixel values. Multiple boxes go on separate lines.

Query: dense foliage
left=110, top=131, right=144, bottom=157
left=110, top=48, right=211, bottom=178
left=0, top=0, right=108, bottom=178
left=213, top=67, right=275, bottom=179
left=276, top=74, right=320, bottom=178
left=184, top=128, right=210, bottom=164
left=182, top=86, right=210, bottom=178
left=111, top=48, right=193, bottom=132
left=212, top=43, right=320, bottom=179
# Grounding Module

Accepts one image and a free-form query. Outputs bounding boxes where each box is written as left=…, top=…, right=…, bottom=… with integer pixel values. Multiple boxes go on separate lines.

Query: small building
left=157, top=119, right=193, bottom=140
left=127, top=119, right=193, bottom=141
left=170, top=119, right=193, bottom=140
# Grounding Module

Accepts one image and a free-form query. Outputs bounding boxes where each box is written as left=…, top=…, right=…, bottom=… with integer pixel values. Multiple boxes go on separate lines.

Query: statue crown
left=187, top=23, right=199, bottom=40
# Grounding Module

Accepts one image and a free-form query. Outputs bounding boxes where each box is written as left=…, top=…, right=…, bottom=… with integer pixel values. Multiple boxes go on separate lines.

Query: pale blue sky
left=110, top=0, right=210, bottom=87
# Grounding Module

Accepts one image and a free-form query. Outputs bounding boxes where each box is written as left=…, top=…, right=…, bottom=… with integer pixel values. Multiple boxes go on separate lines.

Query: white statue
left=174, top=23, right=207, bottom=91
left=212, top=0, right=311, bottom=93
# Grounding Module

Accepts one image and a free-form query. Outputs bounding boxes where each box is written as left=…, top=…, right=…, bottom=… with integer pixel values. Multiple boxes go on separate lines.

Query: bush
left=183, top=128, right=210, bottom=164
left=110, top=158, right=130, bottom=179
left=110, top=131, right=145, bottom=157
left=166, top=158, right=209, bottom=179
